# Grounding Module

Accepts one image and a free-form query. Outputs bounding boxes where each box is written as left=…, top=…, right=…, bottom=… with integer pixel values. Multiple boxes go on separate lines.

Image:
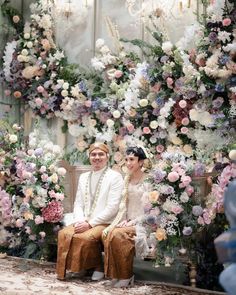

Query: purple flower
left=164, top=186, right=175, bottom=195
left=153, top=169, right=166, bottom=183
left=160, top=55, right=169, bottom=63
left=192, top=205, right=203, bottom=217
left=146, top=215, right=157, bottom=225
left=208, top=31, right=218, bottom=43
left=212, top=97, right=224, bottom=109
left=34, top=148, right=43, bottom=157
left=182, top=226, right=193, bottom=236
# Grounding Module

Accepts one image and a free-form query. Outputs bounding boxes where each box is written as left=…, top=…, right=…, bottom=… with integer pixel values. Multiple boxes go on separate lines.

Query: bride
left=102, top=146, right=151, bottom=288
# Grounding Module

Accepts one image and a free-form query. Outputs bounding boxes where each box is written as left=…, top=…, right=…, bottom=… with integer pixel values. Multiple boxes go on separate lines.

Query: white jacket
left=71, top=168, right=124, bottom=227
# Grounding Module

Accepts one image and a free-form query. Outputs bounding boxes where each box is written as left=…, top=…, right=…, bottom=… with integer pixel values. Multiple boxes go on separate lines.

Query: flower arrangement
left=0, top=123, right=66, bottom=259
left=139, top=152, right=206, bottom=266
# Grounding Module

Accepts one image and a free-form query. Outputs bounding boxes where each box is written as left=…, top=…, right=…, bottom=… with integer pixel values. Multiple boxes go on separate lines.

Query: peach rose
left=155, top=228, right=167, bottom=241
left=13, top=91, right=22, bottom=98
left=148, top=191, right=160, bottom=203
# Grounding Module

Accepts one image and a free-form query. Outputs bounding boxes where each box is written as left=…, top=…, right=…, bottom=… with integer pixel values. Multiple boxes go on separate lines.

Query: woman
left=102, top=146, right=151, bottom=288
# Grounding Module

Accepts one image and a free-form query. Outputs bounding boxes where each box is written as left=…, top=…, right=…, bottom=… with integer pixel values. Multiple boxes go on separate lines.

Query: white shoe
left=103, top=279, right=118, bottom=287
left=113, top=276, right=134, bottom=288
left=91, top=271, right=104, bottom=281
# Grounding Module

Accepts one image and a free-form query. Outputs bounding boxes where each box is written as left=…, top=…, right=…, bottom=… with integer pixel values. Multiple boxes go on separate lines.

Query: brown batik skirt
left=103, top=226, right=136, bottom=280
left=56, top=224, right=107, bottom=279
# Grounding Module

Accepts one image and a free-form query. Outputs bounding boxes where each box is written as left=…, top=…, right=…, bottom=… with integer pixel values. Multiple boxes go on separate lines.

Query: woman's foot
left=113, top=276, right=134, bottom=288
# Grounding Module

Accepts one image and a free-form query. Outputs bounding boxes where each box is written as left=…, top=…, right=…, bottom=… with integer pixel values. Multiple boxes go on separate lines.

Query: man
left=56, top=142, right=124, bottom=281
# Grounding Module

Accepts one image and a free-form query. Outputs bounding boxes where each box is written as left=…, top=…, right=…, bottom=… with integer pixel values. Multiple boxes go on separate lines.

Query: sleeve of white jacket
left=89, top=173, right=124, bottom=227
left=73, top=179, right=86, bottom=223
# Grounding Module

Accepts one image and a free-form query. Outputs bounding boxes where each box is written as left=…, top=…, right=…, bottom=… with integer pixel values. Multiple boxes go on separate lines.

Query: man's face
left=89, top=148, right=108, bottom=171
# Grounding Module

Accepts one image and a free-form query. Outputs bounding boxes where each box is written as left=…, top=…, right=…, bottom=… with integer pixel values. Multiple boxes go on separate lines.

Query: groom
left=56, top=142, right=124, bottom=281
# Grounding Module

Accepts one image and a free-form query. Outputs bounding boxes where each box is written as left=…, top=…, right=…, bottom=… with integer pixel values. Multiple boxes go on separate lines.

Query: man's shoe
left=91, top=271, right=104, bottom=281
left=69, top=269, right=86, bottom=279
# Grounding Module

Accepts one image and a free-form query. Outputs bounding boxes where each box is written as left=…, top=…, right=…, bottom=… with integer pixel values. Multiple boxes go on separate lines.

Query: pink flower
left=179, top=100, right=187, bottom=108
left=41, top=200, right=63, bottom=223
left=39, top=231, right=46, bottom=238
left=181, top=175, right=192, bottom=187
left=143, top=127, right=151, bottom=134
left=185, top=185, right=194, bottom=196
left=167, top=171, right=179, bottom=182
left=84, top=100, right=92, bottom=107
left=16, top=219, right=24, bottom=228
left=180, top=127, right=189, bottom=134
left=114, top=70, right=123, bottom=78
left=35, top=98, right=43, bottom=107
left=222, top=18, right=231, bottom=26
left=127, top=123, right=135, bottom=133
left=151, top=82, right=161, bottom=93
left=171, top=205, right=183, bottom=215
left=166, top=77, right=174, bottom=88
left=35, top=215, right=44, bottom=225
left=37, top=86, right=44, bottom=93
left=197, top=216, right=205, bottom=225
left=181, top=117, right=189, bottom=126
left=156, top=144, right=165, bottom=153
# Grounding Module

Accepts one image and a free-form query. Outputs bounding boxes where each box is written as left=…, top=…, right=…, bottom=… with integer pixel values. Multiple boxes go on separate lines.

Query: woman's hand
left=116, top=220, right=129, bottom=227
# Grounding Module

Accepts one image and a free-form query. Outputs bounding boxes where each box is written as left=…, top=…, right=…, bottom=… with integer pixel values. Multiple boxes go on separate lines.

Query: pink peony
left=166, top=77, right=174, bottom=88
left=37, top=86, right=44, bottom=93
left=114, top=70, right=123, bottom=78
left=84, top=100, right=92, bottom=108
left=16, top=219, right=24, bottom=228
left=41, top=200, right=63, bottom=223
left=127, top=123, right=135, bottom=133
left=156, top=145, right=165, bottom=153
left=35, top=215, right=44, bottom=225
left=143, top=127, right=151, bottom=134
left=185, top=185, right=194, bottom=196
left=181, top=117, right=189, bottom=126
left=179, top=100, right=187, bottom=108
left=180, top=127, right=189, bottom=134
left=180, top=175, right=192, bottom=187
left=35, top=97, right=43, bottom=107
left=222, top=18, right=231, bottom=26
left=171, top=205, right=183, bottom=215
left=167, top=171, right=179, bottom=182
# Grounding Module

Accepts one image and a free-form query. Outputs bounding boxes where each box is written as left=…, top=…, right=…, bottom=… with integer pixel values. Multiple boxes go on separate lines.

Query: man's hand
left=74, top=221, right=92, bottom=234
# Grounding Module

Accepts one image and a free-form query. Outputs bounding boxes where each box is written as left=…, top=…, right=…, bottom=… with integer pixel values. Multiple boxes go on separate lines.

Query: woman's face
left=125, top=154, right=143, bottom=175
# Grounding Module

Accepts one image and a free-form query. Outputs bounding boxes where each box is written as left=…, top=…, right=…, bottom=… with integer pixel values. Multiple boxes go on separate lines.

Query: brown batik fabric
left=103, top=226, right=136, bottom=280
left=56, top=224, right=107, bottom=279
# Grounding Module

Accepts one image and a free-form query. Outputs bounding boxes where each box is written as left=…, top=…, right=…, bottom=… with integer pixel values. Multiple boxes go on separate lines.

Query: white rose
left=21, top=49, right=28, bottom=56
left=61, top=89, right=68, bottom=97
left=150, top=120, right=158, bottom=129
left=139, top=99, right=148, bottom=107
left=24, top=33, right=30, bottom=39
left=113, top=110, right=121, bottom=119
left=27, top=41, right=33, bottom=48
left=229, top=150, right=236, bottom=161
left=57, top=167, right=67, bottom=176
left=162, top=41, right=173, bottom=55
left=9, top=134, right=18, bottom=143
left=96, top=38, right=105, bottom=49
left=63, top=82, right=69, bottom=90
left=106, top=119, right=115, bottom=127
left=17, top=55, right=25, bottom=62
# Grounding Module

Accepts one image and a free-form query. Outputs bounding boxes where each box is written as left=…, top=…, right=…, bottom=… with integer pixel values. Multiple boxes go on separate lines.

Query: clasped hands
left=117, top=219, right=135, bottom=227
left=74, top=221, right=91, bottom=233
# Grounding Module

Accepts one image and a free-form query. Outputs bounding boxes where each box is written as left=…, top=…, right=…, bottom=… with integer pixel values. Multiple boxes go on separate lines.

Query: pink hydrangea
left=41, top=200, right=64, bottom=223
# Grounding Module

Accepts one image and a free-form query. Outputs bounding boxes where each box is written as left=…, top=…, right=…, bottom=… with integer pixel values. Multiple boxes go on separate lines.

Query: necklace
left=130, top=173, right=143, bottom=185
left=84, top=167, right=108, bottom=218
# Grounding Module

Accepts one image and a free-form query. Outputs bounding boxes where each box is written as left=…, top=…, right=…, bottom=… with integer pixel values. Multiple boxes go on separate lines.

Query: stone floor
left=0, top=256, right=226, bottom=295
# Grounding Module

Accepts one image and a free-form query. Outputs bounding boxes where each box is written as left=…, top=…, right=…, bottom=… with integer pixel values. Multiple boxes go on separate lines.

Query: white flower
left=3, top=40, right=17, bottom=81
left=139, top=99, right=148, bottom=107
left=9, top=134, right=18, bottom=143
left=229, top=150, right=236, bottom=161
left=61, top=90, right=68, bottom=97
left=57, top=167, right=66, bottom=176
left=91, top=57, right=105, bottom=71
left=63, top=82, right=69, bottom=90
left=180, top=192, right=189, bottom=203
left=96, top=38, right=105, bottom=49
left=100, top=45, right=110, bottom=54
left=17, top=55, right=25, bottom=62
left=150, top=120, right=158, bottom=129
left=24, top=33, right=30, bottom=39
left=162, top=41, right=173, bottom=55
left=106, top=119, right=115, bottom=127
left=113, top=110, right=121, bottom=119
left=21, top=49, right=28, bottom=56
